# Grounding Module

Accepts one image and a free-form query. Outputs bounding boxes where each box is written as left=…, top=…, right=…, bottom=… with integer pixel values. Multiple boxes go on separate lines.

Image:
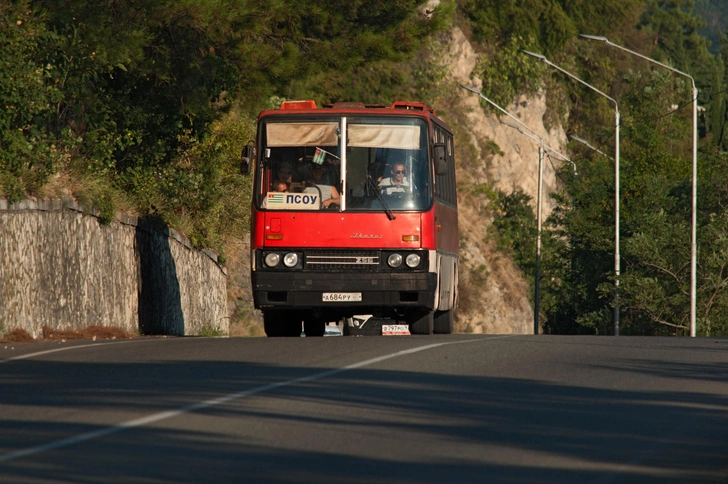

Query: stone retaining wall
left=0, top=199, right=228, bottom=338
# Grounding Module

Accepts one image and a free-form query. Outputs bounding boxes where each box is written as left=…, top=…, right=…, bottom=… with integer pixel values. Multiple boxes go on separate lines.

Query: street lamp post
left=536, top=145, right=544, bottom=335
left=523, top=50, right=622, bottom=336
left=579, top=34, right=698, bottom=338
left=499, top=121, right=576, bottom=335
left=459, top=83, right=573, bottom=334
left=501, top=122, right=543, bottom=334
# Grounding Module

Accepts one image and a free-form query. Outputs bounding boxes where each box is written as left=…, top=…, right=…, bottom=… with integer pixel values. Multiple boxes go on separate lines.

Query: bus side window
left=434, top=128, right=456, bottom=206
left=446, top=134, right=456, bottom=205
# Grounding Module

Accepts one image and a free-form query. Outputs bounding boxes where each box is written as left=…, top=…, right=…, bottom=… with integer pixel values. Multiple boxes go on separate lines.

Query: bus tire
left=433, top=310, right=454, bottom=334
left=304, top=319, right=326, bottom=337
left=342, top=318, right=352, bottom=336
left=409, top=311, right=434, bottom=335
left=263, top=310, right=302, bottom=337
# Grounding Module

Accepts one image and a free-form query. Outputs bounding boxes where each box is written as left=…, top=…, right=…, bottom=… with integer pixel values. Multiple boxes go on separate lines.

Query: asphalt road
left=0, top=334, right=727, bottom=483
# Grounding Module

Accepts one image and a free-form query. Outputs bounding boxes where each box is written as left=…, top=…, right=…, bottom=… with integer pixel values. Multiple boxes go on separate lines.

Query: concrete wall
left=0, top=199, right=228, bottom=338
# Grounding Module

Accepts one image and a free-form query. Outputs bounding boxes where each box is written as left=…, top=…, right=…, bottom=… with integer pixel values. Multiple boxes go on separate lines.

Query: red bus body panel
left=435, top=202, right=458, bottom=254
left=256, top=210, right=428, bottom=249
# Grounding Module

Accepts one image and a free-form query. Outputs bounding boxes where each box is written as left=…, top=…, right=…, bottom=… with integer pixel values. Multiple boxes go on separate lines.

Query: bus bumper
left=252, top=272, right=437, bottom=313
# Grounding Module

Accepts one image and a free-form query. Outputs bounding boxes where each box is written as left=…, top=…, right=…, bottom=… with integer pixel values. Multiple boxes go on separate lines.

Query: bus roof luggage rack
left=322, top=102, right=389, bottom=109
left=391, top=101, right=435, bottom=115
left=331, top=102, right=367, bottom=109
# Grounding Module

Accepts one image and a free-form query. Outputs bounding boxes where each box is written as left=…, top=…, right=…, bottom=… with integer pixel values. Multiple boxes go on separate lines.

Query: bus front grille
left=305, top=250, right=380, bottom=272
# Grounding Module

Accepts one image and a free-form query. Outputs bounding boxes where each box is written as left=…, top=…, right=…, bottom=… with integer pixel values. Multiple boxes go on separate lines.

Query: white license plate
left=382, top=324, right=411, bottom=335
left=322, top=292, right=362, bottom=302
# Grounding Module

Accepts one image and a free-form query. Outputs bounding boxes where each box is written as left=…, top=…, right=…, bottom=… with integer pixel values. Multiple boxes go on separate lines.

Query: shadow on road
left=0, top=343, right=727, bottom=483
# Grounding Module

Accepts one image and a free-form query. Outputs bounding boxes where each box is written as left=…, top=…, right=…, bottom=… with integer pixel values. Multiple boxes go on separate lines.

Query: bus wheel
left=408, top=311, right=434, bottom=335
left=342, top=318, right=352, bottom=336
left=304, top=319, right=326, bottom=337
left=263, top=310, right=303, bottom=337
left=433, top=310, right=454, bottom=334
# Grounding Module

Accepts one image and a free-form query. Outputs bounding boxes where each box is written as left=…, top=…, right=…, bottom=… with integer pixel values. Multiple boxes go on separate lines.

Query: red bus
left=241, top=100, right=458, bottom=337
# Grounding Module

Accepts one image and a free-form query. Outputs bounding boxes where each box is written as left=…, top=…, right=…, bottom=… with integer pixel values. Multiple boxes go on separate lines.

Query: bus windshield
left=256, top=116, right=431, bottom=212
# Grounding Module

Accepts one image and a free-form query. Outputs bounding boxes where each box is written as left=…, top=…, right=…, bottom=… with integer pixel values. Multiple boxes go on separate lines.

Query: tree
left=0, top=3, right=67, bottom=201
left=2, top=0, right=449, bottom=242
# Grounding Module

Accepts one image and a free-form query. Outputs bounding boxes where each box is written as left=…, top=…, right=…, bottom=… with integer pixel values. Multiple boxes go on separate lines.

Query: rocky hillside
left=440, top=27, right=568, bottom=334
left=229, top=26, right=570, bottom=336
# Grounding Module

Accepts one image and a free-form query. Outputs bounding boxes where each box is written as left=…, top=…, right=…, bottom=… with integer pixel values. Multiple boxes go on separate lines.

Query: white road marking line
left=0, top=336, right=509, bottom=463
left=0, top=339, right=163, bottom=364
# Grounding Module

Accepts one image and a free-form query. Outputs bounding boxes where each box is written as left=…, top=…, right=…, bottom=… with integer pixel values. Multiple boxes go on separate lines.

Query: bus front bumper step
left=252, top=272, right=436, bottom=310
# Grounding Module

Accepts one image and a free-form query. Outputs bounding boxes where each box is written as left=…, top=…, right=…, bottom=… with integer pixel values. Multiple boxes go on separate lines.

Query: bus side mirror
left=240, top=142, right=255, bottom=175
left=433, top=144, right=447, bottom=175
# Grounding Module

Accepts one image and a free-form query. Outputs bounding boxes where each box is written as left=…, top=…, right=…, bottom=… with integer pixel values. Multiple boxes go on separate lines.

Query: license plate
left=382, top=324, right=411, bottom=335
left=322, top=292, right=362, bottom=302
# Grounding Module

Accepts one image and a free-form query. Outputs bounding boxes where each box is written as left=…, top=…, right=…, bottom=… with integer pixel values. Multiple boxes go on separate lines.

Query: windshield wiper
left=367, top=176, right=395, bottom=221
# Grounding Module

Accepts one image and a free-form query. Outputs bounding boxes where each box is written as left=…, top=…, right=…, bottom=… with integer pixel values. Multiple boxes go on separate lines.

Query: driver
left=378, top=162, right=410, bottom=195
left=304, top=164, right=340, bottom=208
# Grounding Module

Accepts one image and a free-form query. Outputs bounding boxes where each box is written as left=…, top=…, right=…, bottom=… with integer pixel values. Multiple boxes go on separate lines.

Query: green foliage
left=0, top=3, right=72, bottom=202
left=471, top=182, right=498, bottom=200
left=541, top=54, right=728, bottom=335
left=462, top=0, right=728, bottom=335
left=614, top=180, right=692, bottom=334
left=475, top=35, right=546, bottom=108
left=287, top=1, right=455, bottom=106
left=460, top=0, right=643, bottom=113
left=638, top=0, right=725, bottom=145
left=716, top=33, right=728, bottom=150
left=460, top=0, right=644, bottom=56
left=694, top=0, right=728, bottom=54
left=484, top=140, right=505, bottom=158
left=91, top=188, right=115, bottom=225
left=695, top=211, right=728, bottom=336
left=639, top=0, right=712, bottom=70
left=693, top=145, right=728, bottom=335
left=199, top=323, right=227, bottom=337
left=543, top=69, right=692, bottom=334
left=154, top=105, right=255, bottom=252
left=460, top=0, right=574, bottom=55
left=1, top=0, right=449, bottom=256
left=490, top=189, right=537, bottom=278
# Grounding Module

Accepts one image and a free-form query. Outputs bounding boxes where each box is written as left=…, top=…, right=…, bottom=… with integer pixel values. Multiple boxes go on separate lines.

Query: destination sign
left=266, top=193, right=320, bottom=210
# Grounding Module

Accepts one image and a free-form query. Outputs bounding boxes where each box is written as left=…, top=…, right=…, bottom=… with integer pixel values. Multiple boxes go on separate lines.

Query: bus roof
left=258, top=100, right=451, bottom=133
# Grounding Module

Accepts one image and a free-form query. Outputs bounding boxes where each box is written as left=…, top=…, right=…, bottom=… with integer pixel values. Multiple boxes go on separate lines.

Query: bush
left=0, top=4, right=68, bottom=202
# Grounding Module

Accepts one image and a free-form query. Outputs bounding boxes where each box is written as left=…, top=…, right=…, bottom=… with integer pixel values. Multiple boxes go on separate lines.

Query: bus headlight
left=283, top=252, right=298, bottom=268
left=387, top=253, right=403, bottom=268
left=405, top=253, right=421, bottom=268
left=264, top=253, right=280, bottom=267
